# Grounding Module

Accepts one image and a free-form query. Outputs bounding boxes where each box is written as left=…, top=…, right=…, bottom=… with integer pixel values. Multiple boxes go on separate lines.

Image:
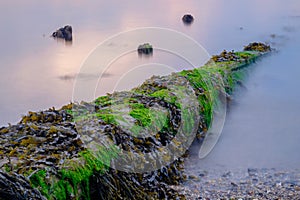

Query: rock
left=188, top=175, right=199, bottom=181
left=295, top=186, right=300, bottom=191
left=0, top=170, right=46, bottom=200
left=248, top=168, right=258, bottom=176
left=52, top=25, right=73, bottom=41
left=0, top=44, right=270, bottom=199
left=137, top=43, right=153, bottom=55
left=182, top=14, right=194, bottom=24
left=211, top=50, right=240, bottom=62
left=222, top=171, right=232, bottom=178
left=199, top=170, right=208, bottom=177
left=186, top=168, right=300, bottom=199
left=231, top=182, right=238, bottom=187
left=243, top=42, right=271, bottom=52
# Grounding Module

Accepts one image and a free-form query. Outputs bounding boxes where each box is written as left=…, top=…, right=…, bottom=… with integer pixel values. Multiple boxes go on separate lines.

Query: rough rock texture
left=137, top=43, right=153, bottom=55
left=52, top=25, right=72, bottom=41
left=0, top=170, right=46, bottom=200
left=0, top=43, right=270, bottom=200
left=244, top=42, right=271, bottom=52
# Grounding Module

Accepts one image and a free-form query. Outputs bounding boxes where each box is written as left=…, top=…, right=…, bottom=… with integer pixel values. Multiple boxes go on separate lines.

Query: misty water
left=1, top=0, right=300, bottom=176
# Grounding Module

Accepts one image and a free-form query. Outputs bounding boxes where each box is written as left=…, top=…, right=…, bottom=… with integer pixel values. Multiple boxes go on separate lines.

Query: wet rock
left=199, top=170, right=208, bottom=177
left=0, top=170, right=46, bottom=200
left=212, top=50, right=240, bottom=62
left=244, top=42, right=271, bottom=52
left=182, top=14, right=194, bottom=24
left=231, top=182, right=238, bottom=187
left=0, top=44, right=270, bottom=199
left=248, top=168, right=258, bottom=176
left=222, top=171, right=232, bottom=178
left=188, top=175, right=199, bottom=181
left=0, top=93, right=186, bottom=199
left=182, top=168, right=300, bottom=199
left=137, top=43, right=153, bottom=55
left=52, top=25, right=73, bottom=41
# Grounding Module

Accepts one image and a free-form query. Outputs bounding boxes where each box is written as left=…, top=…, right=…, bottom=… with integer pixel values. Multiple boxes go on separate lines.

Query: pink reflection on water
left=0, top=0, right=300, bottom=126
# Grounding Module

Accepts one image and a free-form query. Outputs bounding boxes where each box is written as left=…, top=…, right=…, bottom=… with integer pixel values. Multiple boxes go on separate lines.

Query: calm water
left=1, top=0, right=300, bottom=170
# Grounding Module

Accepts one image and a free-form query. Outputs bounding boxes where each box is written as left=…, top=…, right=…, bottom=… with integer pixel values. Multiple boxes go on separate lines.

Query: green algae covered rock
left=0, top=43, right=270, bottom=200
left=137, top=43, right=153, bottom=55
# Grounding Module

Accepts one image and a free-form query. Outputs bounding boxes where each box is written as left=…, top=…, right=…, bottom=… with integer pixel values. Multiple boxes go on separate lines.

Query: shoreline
left=176, top=167, right=300, bottom=199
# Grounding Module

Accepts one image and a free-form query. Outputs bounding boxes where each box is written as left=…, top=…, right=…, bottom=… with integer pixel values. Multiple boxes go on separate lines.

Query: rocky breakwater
left=0, top=43, right=270, bottom=200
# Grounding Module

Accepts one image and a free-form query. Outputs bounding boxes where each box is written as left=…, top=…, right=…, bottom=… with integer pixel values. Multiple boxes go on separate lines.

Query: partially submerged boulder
left=52, top=25, right=73, bottom=41
left=137, top=43, right=153, bottom=55
left=244, top=42, right=271, bottom=52
left=182, top=14, right=194, bottom=24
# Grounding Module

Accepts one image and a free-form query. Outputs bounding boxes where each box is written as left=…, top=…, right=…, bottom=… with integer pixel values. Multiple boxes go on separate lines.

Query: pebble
left=179, top=168, right=300, bottom=199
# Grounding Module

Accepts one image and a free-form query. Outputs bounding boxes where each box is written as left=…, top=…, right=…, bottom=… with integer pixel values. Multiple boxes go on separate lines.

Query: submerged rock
left=137, top=43, right=153, bottom=55
left=52, top=25, right=73, bottom=41
left=182, top=14, right=194, bottom=24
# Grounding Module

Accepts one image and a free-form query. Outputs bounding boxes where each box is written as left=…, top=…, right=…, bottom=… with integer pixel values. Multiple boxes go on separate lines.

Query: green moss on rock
left=0, top=43, right=270, bottom=200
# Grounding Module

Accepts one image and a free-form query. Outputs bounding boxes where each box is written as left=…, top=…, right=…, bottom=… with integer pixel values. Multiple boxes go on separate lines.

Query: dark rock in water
left=244, top=42, right=271, bottom=52
left=182, top=14, right=194, bottom=24
left=52, top=25, right=73, bottom=41
left=137, top=43, right=153, bottom=55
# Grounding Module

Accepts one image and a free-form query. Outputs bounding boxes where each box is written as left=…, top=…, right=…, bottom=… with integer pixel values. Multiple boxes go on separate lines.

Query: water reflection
left=52, top=38, right=73, bottom=46
left=58, top=72, right=111, bottom=81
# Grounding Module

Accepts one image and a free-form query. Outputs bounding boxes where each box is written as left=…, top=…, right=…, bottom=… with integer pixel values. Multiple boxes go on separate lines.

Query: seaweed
left=0, top=43, right=270, bottom=199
